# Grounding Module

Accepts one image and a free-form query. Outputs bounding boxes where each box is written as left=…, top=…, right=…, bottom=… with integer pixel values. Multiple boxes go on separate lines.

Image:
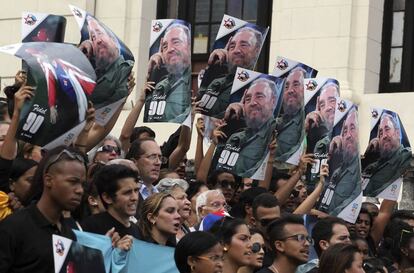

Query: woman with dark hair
left=318, top=243, right=365, bottom=273
left=8, top=158, right=38, bottom=206
left=138, top=192, right=181, bottom=246
left=210, top=217, right=252, bottom=273
left=239, top=228, right=265, bottom=273
left=175, top=231, right=223, bottom=273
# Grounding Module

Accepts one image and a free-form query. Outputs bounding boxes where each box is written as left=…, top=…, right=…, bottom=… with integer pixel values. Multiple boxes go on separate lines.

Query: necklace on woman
left=269, top=264, right=280, bottom=273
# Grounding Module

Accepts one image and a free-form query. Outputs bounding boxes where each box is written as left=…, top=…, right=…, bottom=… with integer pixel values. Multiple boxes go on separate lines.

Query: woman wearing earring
left=210, top=218, right=252, bottom=273
left=175, top=231, right=224, bottom=273
left=238, top=229, right=265, bottom=273
left=138, top=192, right=181, bottom=246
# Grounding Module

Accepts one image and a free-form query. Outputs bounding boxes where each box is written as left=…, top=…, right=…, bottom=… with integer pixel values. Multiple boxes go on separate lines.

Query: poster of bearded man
left=70, top=5, right=134, bottom=126
left=144, top=19, right=192, bottom=126
left=317, top=99, right=362, bottom=224
left=196, top=14, right=269, bottom=119
left=361, top=109, right=411, bottom=200
left=303, top=78, right=340, bottom=191
left=213, top=68, right=283, bottom=179
left=270, top=56, right=318, bottom=169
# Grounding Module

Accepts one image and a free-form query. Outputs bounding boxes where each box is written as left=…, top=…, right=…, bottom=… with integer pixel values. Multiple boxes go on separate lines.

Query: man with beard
left=257, top=215, right=312, bottom=273
left=217, top=78, right=277, bottom=177
left=304, top=82, right=339, bottom=188
left=197, top=26, right=263, bottom=118
left=362, top=113, right=411, bottom=196
left=305, top=82, right=339, bottom=153
left=85, top=16, right=133, bottom=108
left=319, top=108, right=361, bottom=216
left=275, top=67, right=306, bottom=164
left=145, top=23, right=191, bottom=123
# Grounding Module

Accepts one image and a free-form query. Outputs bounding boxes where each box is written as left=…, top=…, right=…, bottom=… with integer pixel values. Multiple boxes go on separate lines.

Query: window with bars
left=380, top=0, right=414, bottom=92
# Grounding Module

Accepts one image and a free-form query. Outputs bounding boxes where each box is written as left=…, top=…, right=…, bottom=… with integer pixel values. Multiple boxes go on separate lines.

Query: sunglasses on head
left=251, top=242, right=264, bottom=253
left=97, top=145, right=121, bottom=155
left=44, top=149, right=86, bottom=173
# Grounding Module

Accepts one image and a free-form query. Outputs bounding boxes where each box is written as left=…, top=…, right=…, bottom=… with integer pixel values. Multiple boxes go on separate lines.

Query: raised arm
left=275, top=154, right=314, bottom=205
left=258, top=138, right=277, bottom=189
left=294, top=162, right=327, bottom=214
left=73, top=102, right=95, bottom=154
left=168, top=125, right=191, bottom=170
left=196, top=120, right=227, bottom=183
left=194, top=117, right=205, bottom=173
left=1, top=85, right=34, bottom=160
left=370, top=199, right=396, bottom=247
left=119, top=81, right=154, bottom=153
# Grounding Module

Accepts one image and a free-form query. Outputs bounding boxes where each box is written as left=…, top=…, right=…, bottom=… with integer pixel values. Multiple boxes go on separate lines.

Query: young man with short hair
left=297, top=217, right=351, bottom=273
left=258, top=215, right=312, bottom=273
left=81, top=164, right=140, bottom=238
left=0, top=146, right=86, bottom=272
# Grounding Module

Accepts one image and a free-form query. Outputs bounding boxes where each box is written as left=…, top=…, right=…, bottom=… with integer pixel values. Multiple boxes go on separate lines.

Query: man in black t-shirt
left=257, top=215, right=311, bottom=273
left=81, top=164, right=140, bottom=238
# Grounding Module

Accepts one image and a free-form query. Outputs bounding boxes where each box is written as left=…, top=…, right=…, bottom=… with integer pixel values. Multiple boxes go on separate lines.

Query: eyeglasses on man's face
left=279, top=234, right=314, bottom=245
left=140, top=153, right=168, bottom=164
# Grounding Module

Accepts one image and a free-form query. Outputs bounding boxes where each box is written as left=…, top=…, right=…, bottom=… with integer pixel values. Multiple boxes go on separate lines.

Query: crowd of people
left=0, top=17, right=413, bottom=273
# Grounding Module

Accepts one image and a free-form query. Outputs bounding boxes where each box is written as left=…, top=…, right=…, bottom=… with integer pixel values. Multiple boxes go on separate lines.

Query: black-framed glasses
left=197, top=255, right=224, bottom=263
left=279, top=234, right=314, bottom=245
left=251, top=242, right=264, bottom=253
left=260, top=217, right=279, bottom=227
left=44, top=149, right=86, bottom=173
left=97, top=144, right=121, bottom=155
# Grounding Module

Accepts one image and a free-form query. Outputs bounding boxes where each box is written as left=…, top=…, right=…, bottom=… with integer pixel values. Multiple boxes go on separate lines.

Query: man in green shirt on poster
left=217, top=78, right=278, bottom=177
left=145, top=23, right=191, bottom=123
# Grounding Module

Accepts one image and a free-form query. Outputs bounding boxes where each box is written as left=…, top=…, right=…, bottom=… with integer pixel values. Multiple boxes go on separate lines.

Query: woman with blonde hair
left=138, top=192, right=181, bottom=246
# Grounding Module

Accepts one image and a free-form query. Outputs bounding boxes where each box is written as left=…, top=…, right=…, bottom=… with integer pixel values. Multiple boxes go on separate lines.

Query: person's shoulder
left=0, top=207, right=32, bottom=230
left=255, top=267, right=273, bottom=273
left=81, top=212, right=109, bottom=228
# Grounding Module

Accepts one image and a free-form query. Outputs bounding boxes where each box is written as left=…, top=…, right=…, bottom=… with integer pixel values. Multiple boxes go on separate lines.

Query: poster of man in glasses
left=317, top=99, right=362, bottom=223
left=144, top=19, right=192, bottom=124
left=196, top=14, right=269, bottom=119
left=361, top=109, right=411, bottom=200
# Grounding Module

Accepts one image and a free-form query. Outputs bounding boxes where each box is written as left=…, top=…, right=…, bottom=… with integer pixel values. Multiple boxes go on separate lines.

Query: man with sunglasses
left=257, top=215, right=312, bottom=273
left=93, top=135, right=122, bottom=163
left=0, top=146, right=87, bottom=272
